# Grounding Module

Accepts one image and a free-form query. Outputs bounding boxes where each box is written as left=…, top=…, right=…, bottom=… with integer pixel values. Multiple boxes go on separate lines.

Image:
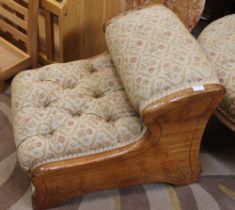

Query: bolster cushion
left=105, top=5, right=219, bottom=113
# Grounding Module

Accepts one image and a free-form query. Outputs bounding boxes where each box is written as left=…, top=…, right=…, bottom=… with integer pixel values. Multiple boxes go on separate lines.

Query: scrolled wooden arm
left=31, top=84, right=225, bottom=210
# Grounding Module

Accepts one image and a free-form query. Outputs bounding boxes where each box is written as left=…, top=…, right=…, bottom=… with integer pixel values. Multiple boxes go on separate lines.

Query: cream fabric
left=119, top=0, right=206, bottom=31
left=12, top=54, right=145, bottom=171
left=105, top=6, right=219, bottom=112
left=12, top=6, right=221, bottom=171
left=198, top=14, right=235, bottom=124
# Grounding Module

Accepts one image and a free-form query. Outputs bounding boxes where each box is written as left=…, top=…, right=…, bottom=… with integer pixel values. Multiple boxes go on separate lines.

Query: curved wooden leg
left=0, top=80, right=5, bottom=93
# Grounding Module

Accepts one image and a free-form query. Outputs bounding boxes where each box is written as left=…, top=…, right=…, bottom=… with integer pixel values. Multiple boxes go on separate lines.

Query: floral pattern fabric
left=12, top=6, right=221, bottom=171
left=12, top=54, right=145, bottom=171
left=198, top=14, right=235, bottom=124
left=120, top=0, right=206, bottom=31
left=105, top=6, right=219, bottom=113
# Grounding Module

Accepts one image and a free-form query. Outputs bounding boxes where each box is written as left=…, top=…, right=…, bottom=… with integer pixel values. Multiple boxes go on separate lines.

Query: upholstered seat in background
left=11, top=5, right=225, bottom=209
left=198, top=14, right=235, bottom=131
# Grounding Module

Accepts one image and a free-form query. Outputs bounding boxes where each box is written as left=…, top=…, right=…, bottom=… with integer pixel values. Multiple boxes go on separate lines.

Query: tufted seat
left=12, top=6, right=222, bottom=174
left=198, top=14, right=235, bottom=130
left=11, top=5, right=226, bottom=209
left=12, top=54, right=145, bottom=170
left=12, top=5, right=221, bottom=172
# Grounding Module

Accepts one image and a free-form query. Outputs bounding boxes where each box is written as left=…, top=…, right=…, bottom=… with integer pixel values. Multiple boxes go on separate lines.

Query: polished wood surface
left=0, top=37, right=31, bottom=79
left=0, top=0, right=39, bottom=92
left=38, top=0, right=120, bottom=63
left=31, top=84, right=225, bottom=210
left=27, top=0, right=40, bottom=67
left=0, top=37, right=29, bottom=68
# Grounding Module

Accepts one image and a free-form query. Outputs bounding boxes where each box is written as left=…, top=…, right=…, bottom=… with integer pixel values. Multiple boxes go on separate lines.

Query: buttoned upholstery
left=12, top=54, right=145, bottom=170
left=198, top=14, right=235, bottom=125
left=12, top=5, right=220, bottom=171
left=105, top=6, right=219, bottom=113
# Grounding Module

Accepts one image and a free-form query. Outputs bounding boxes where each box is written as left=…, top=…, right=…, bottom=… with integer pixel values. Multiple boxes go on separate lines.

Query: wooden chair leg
left=0, top=80, right=6, bottom=93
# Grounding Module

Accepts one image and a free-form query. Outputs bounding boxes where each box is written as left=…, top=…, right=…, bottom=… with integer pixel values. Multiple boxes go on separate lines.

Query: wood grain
left=60, top=0, right=120, bottom=61
left=44, top=10, right=55, bottom=61
left=37, top=0, right=120, bottom=63
left=0, top=7, right=27, bottom=29
left=27, top=0, right=39, bottom=68
left=31, top=84, right=225, bottom=210
left=0, top=0, right=28, bottom=16
left=0, top=0, right=39, bottom=92
left=0, top=18, right=27, bottom=42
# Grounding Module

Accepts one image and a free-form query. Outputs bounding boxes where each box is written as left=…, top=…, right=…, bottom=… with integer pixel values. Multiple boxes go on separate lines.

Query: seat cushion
left=12, top=54, right=146, bottom=171
left=198, top=15, right=235, bottom=124
left=105, top=6, right=220, bottom=113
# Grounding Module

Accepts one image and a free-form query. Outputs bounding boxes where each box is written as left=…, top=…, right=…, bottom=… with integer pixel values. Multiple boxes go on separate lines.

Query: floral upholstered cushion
left=12, top=54, right=146, bottom=171
left=105, top=5, right=220, bottom=113
left=120, top=0, right=206, bottom=31
left=198, top=14, right=235, bottom=124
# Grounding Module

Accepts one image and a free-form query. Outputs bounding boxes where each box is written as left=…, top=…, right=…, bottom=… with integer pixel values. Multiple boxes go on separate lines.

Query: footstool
left=198, top=14, right=235, bottom=131
left=12, top=5, right=225, bottom=209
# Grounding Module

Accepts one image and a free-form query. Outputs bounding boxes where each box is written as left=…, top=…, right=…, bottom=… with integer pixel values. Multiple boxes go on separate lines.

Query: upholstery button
left=106, top=117, right=112, bottom=123
left=72, top=112, right=82, bottom=117
left=93, top=92, right=104, bottom=99
left=106, top=117, right=116, bottom=127
left=93, top=94, right=98, bottom=99
left=90, top=65, right=98, bottom=73
left=49, top=129, right=55, bottom=135
left=43, top=101, right=50, bottom=108
left=90, top=68, right=96, bottom=73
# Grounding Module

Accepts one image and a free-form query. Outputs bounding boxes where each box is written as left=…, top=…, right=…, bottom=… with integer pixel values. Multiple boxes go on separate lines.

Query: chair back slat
left=0, top=18, right=27, bottom=42
left=0, top=0, right=38, bottom=56
left=0, top=6, right=27, bottom=29
left=0, top=0, right=28, bottom=17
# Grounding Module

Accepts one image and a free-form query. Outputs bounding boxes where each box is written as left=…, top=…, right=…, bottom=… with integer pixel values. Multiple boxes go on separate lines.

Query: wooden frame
left=0, top=0, right=39, bottom=92
left=31, top=84, right=225, bottom=210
